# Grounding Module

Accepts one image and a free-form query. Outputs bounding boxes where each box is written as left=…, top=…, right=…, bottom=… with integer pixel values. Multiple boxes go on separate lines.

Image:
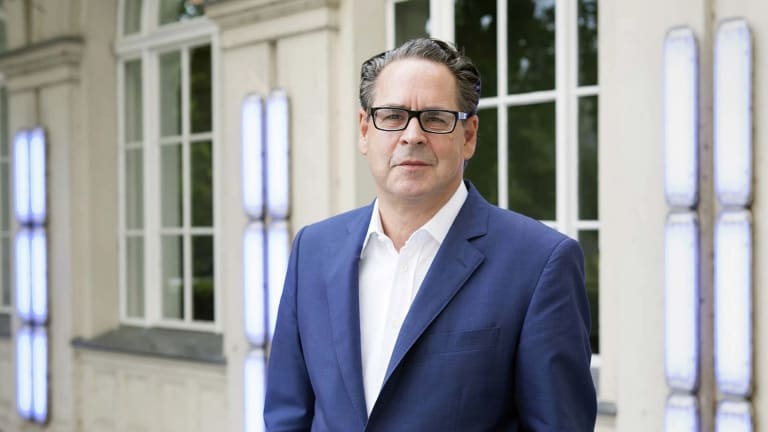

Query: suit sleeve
left=264, top=227, right=314, bottom=431
left=514, top=237, right=597, bottom=431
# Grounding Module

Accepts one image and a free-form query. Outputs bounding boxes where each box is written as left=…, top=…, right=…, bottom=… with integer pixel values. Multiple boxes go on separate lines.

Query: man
left=265, top=38, right=596, bottom=431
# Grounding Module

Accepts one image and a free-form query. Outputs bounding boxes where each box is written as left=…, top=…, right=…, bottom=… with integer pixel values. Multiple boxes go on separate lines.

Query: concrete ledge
left=0, top=36, right=83, bottom=79
left=72, top=325, right=225, bottom=365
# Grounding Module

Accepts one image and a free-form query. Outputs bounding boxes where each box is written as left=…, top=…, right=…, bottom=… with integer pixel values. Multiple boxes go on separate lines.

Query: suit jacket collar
left=324, top=181, right=489, bottom=424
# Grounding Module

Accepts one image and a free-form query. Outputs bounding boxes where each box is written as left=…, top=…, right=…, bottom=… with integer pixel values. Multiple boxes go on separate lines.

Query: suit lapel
left=324, top=206, right=372, bottom=426
left=382, top=185, right=489, bottom=384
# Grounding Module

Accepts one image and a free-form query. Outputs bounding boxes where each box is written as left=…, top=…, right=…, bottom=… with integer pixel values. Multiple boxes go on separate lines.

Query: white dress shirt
left=358, top=182, right=468, bottom=414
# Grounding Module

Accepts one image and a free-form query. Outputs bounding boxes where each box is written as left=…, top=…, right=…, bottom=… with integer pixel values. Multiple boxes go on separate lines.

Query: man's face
left=358, top=58, right=478, bottom=207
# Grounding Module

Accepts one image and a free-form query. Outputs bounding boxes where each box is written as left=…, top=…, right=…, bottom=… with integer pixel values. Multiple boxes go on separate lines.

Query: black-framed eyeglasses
left=368, top=107, right=469, bottom=134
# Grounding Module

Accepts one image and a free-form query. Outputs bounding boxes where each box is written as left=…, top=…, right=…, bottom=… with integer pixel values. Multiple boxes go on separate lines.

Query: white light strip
left=242, top=94, right=265, bottom=220
left=31, top=327, right=48, bottom=423
left=714, top=19, right=752, bottom=207
left=244, top=350, right=266, bottom=432
left=244, top=223, right=266, bottom=346
left=267, top=221, right=290, bottom=342
left=15, top=326, right=33, bottom=420
left=714, top=210, right=752, bottom=396
left=665, top=394, right=700, bottom=432
left=716, top=400, right=753, bottom=432
left=13, top=130, right=30, bottom=223
left=15, top=229, right=32, bottom=322
left=28, top=128, right=47, bottom=225
left=664, top=212, right=699, bottom=391
left=31, top=228, right=48, bottom=324
left=663, top=27, right=698, bottom=208
left=266, top=90, right=290, bottom=219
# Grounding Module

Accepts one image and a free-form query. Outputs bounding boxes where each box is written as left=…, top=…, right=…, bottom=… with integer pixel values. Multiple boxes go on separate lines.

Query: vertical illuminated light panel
left=714, top=211, right=752, bottom=396
left=664, top=213, right=699, bottom=391
left=665, top=394, right=700, bottom=432
left=242, top=94, right=264, bottom=219
left=266, top=90, right=290, bottom=219
left=716, top=401, right=753, bottom=432
left=13, top=127, right=49, bottom=424
left=244, top=351, right=266, bottom=432
left=663, top=28, right=698, bottom=208
left=714, top=19, right=752, bottom=207
left=243, top=222, right=265, bottom=346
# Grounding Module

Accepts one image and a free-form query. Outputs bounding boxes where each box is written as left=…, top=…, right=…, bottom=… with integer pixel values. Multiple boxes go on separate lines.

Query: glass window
left=394, top=0, right=430, bottom=46
left=0, top=88, right=9, bottom=310
left=159, top=0, right=204, bottom=25
left=579, top=230, right=599, bottom=352
left=117, top=2, right=215, bottom=329
left=436, top=0, right=600, bottom=352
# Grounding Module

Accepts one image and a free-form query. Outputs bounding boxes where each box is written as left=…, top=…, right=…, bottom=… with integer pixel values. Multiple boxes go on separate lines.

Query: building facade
left=0, top=0, right=764, bottom=430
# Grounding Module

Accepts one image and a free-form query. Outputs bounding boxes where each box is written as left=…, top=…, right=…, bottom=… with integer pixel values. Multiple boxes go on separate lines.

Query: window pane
left=191, top=141, right=212, bottom=227
left=192, top=235, right=214, bottom=321
left=579, top=96, right=598, bottom=220
left=0, top=87, right=7, bottom=156
left=578, top=0, right=598, bottom=86
left=123, top=0, right=142, bottom=35
left=394, top=0, right=429, bottom=46
left=464, top=107, right=498, bottom=204
left=126, top=236, right=144, bottom=317
left=190, top=45, right=212, bottom=134
left=507, top=0, right=555, bottom=94
left=1, top=236, right=10, bottom=306
left=161, top=145, right=182, bottom=227
left=160, top=51, right=181, bottom=137
left=159, top=0, right=204, bottom=25
left=507, top=102, right=555, bottom=220
left=1, top=163, right=9, bottom=231
left=125, top=149, right=144, bottom=229
left=161, top=235, right=184, bottom=319
left=124, top=60, right=143, bottom=142
left=455, top=0, right=497, bottom=97
left=0, top=18, right=6, bottom=53
left=578, top=230, right=599, bottom=354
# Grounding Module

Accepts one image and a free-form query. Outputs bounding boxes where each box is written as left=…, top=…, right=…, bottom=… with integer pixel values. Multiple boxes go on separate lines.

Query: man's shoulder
left=298, top=204, right=372, bottom=240
left=483, top=203, right=574, bottom=248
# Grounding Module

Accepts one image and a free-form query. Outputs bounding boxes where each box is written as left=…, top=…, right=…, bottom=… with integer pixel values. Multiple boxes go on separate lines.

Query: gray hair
left=359, top=38, right=481, bottom=115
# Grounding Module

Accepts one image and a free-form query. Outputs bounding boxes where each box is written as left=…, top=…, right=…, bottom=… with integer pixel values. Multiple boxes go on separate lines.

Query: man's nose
left=400, top=115, right=426, bottom=145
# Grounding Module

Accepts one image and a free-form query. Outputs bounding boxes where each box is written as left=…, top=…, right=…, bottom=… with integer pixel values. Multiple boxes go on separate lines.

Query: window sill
left=71, top=325, right=225, bottom=365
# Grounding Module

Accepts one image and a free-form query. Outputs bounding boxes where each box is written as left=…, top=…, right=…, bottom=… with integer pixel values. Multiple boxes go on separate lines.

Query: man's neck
left=376, top=184, right=460, bottom=251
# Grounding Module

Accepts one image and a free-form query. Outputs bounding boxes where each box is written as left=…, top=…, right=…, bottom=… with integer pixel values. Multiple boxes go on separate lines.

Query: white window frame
left=116, top=0, right=221, bottom=332
left=387, top=0, right=600, bottom=352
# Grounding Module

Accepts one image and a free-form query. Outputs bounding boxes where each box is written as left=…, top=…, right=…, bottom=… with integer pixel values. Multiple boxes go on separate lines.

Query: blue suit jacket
left=265, top=182, right=596, bottom=431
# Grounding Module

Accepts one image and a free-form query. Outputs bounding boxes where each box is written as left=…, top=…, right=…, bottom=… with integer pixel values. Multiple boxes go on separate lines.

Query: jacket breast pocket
left=422, top=326, right=500, bottom=354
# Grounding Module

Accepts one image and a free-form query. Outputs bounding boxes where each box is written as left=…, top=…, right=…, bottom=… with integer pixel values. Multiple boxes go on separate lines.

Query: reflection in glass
left=464, top=108, right=498, bottom=204
left=578, top=230, right=599, bottom=354
left=190, top=45, right=212, bottom=133
left=507, top=102, right=555, bottom=220
left=455, top=0, right=497, bottom=97
left=159, top=0, right=204, bottom=25
left=2, top=236, right=10, bottom=306
left=161, top=145, right=182, bottom=227
left=124, top=60, right=143, bottom=142
left=160, top=51, right=181, bottom=137
left=161, top=235, right=184, bottom=319
left=507, top=0, right=556, bottom=94
left=126, top=236, right=144, bottom=318
left=394, top=0, right=430, bottom=46
left=192, top=235, right=214, bottom=321
left=191, top=141, right=213, bottom=227
left=578, top=0, right=598, bottom=86
left=125, top=149, right=144, bottom=229
left=579, top=96, right=598, bottom=220
left=123, top=0, right=143, bottom=35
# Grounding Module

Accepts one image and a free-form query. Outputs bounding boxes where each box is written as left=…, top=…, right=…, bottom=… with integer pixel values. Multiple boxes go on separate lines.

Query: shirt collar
left=360, top=181, right=468, bottom=257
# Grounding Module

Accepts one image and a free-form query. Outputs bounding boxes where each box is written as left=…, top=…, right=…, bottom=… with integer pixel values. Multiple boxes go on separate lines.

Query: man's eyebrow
left=375, top=104, right=454, bottom=111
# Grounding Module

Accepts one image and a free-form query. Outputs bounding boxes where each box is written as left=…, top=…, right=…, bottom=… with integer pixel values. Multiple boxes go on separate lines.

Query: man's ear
left=358, top=108, right=369, bottom=155
left=462, top=114, right=479, bottom=160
